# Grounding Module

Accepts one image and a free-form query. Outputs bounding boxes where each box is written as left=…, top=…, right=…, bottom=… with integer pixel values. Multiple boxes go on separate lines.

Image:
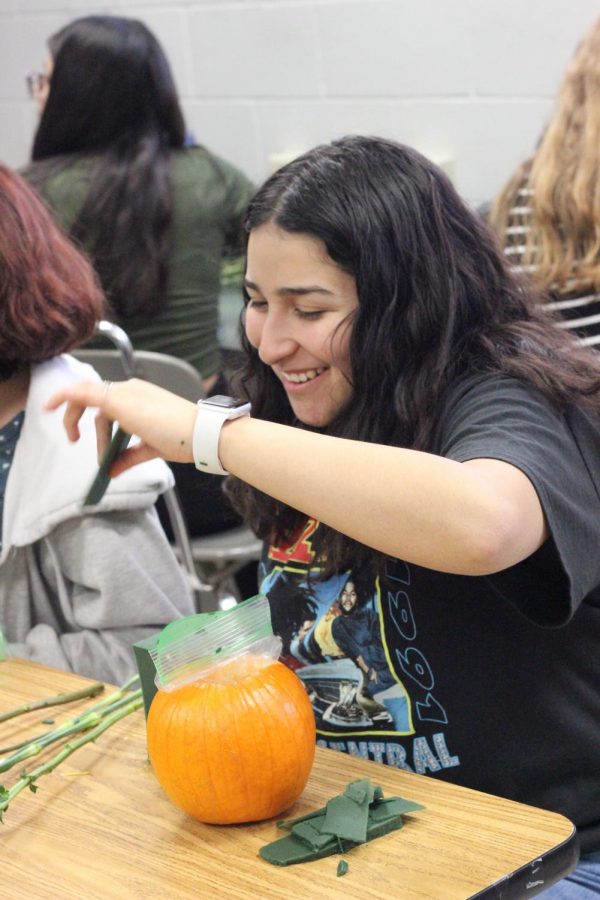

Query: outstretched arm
left=46, top=378, right=548, bottom=576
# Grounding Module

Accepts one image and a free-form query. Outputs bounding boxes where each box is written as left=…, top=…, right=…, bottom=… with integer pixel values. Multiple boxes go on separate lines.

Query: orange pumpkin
left=146, top=654, right=316, bottom=824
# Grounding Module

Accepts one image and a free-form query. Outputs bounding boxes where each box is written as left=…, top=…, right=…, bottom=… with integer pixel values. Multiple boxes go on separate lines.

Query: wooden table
left=1, top=659, right=577, bottom=899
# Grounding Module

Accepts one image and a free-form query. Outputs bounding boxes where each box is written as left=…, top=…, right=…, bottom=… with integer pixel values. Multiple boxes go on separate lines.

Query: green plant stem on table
left=0, top=688, right=141, bottom=771
left=0, top=681, right=104, bottom=724
left=0, top=674, right=142, bottom=821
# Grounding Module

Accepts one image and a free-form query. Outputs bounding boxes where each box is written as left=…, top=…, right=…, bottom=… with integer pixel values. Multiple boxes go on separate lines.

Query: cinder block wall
left=1, top=0, right=598, bottom=205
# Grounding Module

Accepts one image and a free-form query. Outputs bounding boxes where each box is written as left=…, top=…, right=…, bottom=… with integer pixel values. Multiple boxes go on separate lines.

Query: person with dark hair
left=0, top=165, right=193, bottom=683
left=49, top=135, right=600, bottom=892
left=490, top=17, right=600, bottom=350
left=23, top=14, right=255, bottom=541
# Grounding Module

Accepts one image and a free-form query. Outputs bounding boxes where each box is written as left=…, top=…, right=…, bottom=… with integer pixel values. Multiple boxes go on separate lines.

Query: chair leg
left=161, top=487, right=211, bottom=609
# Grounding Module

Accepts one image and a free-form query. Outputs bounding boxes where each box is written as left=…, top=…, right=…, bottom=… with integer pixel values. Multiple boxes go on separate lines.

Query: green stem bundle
left=0, top=693, right=143, bottom=821
left=0, top=677, right=139, bottom=756
left=0, top=675, right=143, bottom=821
left=0, top=689, right=142, bottom=773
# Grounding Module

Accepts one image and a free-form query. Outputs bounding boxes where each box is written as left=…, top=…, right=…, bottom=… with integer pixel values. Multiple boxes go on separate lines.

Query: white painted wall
left=1, top=0, right=598, bottom=206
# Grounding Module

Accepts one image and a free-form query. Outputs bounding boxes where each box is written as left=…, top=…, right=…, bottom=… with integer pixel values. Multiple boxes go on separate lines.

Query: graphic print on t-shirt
left=260, top=518, right=461, bottom=775
left=261, top=519, right=415, bottom=736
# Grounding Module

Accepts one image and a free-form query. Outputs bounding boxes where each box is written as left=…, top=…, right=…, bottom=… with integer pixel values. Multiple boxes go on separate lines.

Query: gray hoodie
left=0, top=355, right=194, bottom=683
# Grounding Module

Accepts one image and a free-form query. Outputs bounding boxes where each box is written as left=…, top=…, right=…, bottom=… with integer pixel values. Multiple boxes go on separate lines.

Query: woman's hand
left=45, top=378, right=197, bottom=476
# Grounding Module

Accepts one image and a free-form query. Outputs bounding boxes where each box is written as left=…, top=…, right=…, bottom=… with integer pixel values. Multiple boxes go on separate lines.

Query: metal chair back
left=74, top=322, right=261, bottom=610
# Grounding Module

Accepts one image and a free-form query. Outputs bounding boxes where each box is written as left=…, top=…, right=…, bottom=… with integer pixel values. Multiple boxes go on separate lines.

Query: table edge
left=470, top=824, right=579, bottom=899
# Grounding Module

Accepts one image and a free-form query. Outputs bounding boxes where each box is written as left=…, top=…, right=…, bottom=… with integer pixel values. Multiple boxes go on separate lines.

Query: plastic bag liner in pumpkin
left=146, top=595, right=317, bottom=824
left=149, top=594, right=282, bottom=691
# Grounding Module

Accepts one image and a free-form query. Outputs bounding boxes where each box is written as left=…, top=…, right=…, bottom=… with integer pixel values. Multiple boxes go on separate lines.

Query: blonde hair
left=490, top=17, right=600, bottom=293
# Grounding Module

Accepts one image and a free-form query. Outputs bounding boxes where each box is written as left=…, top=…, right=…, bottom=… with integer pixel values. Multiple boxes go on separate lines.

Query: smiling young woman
left=244, top=224, right=358, bottom=428
left=47, top=136, right=600, bottom=886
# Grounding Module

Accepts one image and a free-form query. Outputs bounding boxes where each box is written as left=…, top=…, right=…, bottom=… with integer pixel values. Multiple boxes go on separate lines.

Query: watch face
left=205, top=395, right=246, bottom=409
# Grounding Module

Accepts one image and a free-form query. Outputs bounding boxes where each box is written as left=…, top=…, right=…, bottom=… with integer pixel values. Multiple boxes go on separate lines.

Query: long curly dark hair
left=227, top=135, right=600, bottom=575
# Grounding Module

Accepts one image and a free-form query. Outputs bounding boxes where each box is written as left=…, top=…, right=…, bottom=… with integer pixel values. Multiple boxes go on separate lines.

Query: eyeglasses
left=25, top=71, right=50, bottom=98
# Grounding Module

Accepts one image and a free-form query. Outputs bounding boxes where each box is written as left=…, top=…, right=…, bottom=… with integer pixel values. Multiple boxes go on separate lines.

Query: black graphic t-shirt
left=259, top=374, right=600, bottom=852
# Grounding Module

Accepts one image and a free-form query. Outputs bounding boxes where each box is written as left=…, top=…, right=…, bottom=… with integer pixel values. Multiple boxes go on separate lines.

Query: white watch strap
left=192, top=401, right=250, bottom=475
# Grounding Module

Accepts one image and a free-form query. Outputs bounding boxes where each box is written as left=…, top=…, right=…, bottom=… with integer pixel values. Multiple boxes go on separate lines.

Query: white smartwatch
left=192, top=395, right=251, bottom=475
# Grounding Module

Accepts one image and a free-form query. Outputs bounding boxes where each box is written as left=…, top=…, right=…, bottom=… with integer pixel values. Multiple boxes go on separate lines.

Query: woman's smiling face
left=244, top=224, right=358, bottom=428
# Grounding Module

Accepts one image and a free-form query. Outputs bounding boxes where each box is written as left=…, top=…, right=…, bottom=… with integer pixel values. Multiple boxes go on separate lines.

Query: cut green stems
left=0, top=676, right=140, bottom=770
left=71, top=676, right=139, bottom=722
left=0, top=679, right=139, bottom=756
left=0, top=689, right=142, bottom=774
left=0, top=682, right=105, bottom=724
left=0, top=693, right=143, bottom=821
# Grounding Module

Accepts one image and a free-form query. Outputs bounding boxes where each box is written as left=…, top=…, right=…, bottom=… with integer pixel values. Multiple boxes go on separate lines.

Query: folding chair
left=74, top=321, right=262, bottom=611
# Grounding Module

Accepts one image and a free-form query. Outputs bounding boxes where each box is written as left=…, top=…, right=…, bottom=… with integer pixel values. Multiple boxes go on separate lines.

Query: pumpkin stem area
left=193, top=654, right=277, bottom=686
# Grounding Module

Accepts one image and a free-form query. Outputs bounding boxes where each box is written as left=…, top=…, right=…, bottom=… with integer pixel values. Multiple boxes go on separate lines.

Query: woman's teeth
left=283, top=368, right=325, bottom=383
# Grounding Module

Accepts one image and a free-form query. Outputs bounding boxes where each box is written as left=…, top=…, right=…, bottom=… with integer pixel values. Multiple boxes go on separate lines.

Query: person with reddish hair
left=0, top=165, right=193, bottom=682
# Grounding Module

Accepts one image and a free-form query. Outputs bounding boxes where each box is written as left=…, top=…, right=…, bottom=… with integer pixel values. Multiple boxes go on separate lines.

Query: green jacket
left=28, top=147, right=254, bottom=379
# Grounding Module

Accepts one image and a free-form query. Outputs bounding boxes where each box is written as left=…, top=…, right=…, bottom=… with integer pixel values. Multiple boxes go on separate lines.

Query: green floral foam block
left=259, top=779, right=425, bottom=867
